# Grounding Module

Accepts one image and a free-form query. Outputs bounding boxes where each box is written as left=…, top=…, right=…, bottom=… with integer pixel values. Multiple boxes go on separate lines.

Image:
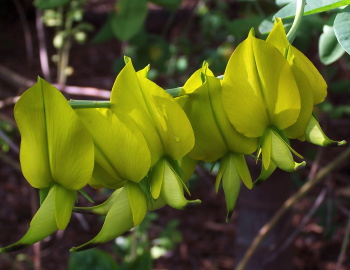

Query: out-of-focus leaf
left=275, top=0, right=350, bottom=19
left=319, top=25, right=345, bottom=64
left=91, top=13, right=115, bottom=44
left=68, top=248, right=119, bottom=270
left=334, top=7, right=350, bottom=55
left=34, top=0, right=70, bottom=9
left=112, top=0, right=148, bottom=41
left=149, top=0, right=182, bottom=10
left=227, top=16, right=264, bottom=39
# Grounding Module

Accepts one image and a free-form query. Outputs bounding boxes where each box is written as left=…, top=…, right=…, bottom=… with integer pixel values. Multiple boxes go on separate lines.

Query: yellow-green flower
left=266, top=18, right=345, bottom=147
left=1, top=78, right=94, bottom=252
left=222, top=28, right=305, bottom=173
left=75, top=108, right=151, bottom=189
left=178, top=63, right=258, bottom=220
left=109, top=57, right=199, bottom=210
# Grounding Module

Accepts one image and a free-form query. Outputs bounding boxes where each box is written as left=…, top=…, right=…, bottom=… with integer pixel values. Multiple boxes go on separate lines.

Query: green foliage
left=68, top=249, right=119, bottom=270
left=334, top=6, right=350, bottom=55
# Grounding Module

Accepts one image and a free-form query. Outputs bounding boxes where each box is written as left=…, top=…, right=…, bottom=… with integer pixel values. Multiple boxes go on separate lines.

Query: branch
left=0, top=64, right=111, bottom=108
left=236, top=146, right=350, bottom=270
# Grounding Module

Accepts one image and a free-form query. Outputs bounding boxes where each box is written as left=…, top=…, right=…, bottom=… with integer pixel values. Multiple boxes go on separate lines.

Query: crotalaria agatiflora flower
left=222, top=28, right=305, bottom=174
left=1, top=78, right=94, bottom=252
left=178, top=63, right=258, bottom=220
left=109, top=57, right=200, bottom=210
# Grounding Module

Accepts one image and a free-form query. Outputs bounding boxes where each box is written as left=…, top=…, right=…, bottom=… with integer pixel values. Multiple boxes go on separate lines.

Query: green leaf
left=14, top=78, right=94, bottom=190
left=149, top=0, right=182, bottom=10
left=91, top=13, right=115, bottom=44
left=34, top=0, right=70, bottom=9
left=275, top=0, right=350, bottom=19
left=68, top=249, right=119, bottom=270
left=0, top=185, right=58, bottom=252
left=112, top=0, right=148, bottom=41
left=227, top=16, right=265, bottom=39
left=319, top=25, right=345, bottom=64
left=334, top=9, right=350, bottom=55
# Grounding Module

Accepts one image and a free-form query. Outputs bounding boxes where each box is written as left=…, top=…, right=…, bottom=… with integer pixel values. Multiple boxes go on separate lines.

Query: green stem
left=286, top=0, right=306, bottom=43
left=69, top=87, right=182, bottom=109
left=69, top=100, right=111, bottom=109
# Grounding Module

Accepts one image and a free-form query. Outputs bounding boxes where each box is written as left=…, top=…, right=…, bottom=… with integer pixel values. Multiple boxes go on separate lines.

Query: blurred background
left=0, top=0, right=350, bottom=269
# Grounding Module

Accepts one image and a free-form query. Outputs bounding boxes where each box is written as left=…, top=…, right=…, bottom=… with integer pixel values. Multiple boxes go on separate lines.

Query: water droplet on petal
left=174, top=136, right=180, bottom=142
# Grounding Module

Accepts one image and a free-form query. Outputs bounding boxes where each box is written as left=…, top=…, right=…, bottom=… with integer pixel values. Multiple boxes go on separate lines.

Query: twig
left=0, top=152, right=21, bottom=171
left=12, top=0, right=33, bottom=64
left=0, top=128, right=19, bottom=154
left=36, top=9, right=52, bottom=82
left=264, top=188, right=327, bottom=264
left=236, top=146, right=350, bottom=270
left=0, top=65, right=111, bottom=108
left=335, top=215, right=350, bottom=270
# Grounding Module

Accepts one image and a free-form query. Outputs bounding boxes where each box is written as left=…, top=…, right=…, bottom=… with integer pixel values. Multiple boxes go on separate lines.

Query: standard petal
left=0, top=185, right=58, bottom=252
left=181, top=77, right=227, bottom=162
left=14, top=79, right=53, bottom=188
left=76, top=108, right=151, bottom=183
left=38, top=79, right=94, bottom=190
left=140, top=78, right=195, bottom=160
left=267, top=18, right=327, bottom=105
left=110, top=60, right=163, bottom=166
left=284, top=67, right=314, bottom=139
left=223, top=30, right=300, bottom=136
left=207, top=76, right=258, bottom=155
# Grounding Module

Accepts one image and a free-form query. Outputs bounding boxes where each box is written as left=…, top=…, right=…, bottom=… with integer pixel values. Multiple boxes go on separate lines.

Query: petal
left=54, top=184, right=76, bottom=230
left=14, top=80, right=52, bottom=188
left=270, top=129, right=305, bottom=172
left=127, top=182, right=147, bottom=226
left=232, top=153, right=252, bottom=189
left=292, top=47, right=327, bottom=105
left=14, top=78, right=94, bottom=190
left=181, top=75, right=228, bottom=162
left=110, top=60, right=163, bottom=166
left=207, top=76, right=258, bottom=154
left=305, top=115, right=346, bottom=146
left=267, top=18, right=327, bottom=105
left=140, top=78, right=195, bottom=160
left=160, top=160, right=201, bottom=210
left=76, top=108, right=151, bottom=183
left=74, top=189, right=122, bottom=216
left=71, top=186, right=137, bottom=251
left=0, top=185, right=58, bottom=252
left=223, top=30, right=300, bottom=136
left=222, top=154, right=241, bottom=222
left=150, top=158, right=165, bottom=199
left=284, top=67, right=314, bottom=139
left=253, top=161, right=277, bottom=187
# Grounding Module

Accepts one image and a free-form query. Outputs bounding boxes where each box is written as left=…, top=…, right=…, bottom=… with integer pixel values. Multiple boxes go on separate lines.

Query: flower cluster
left=1, top=19, right=345, bottom=252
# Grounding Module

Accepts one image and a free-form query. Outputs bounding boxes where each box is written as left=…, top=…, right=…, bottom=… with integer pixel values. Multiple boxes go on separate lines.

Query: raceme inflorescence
left=0, top=19, right=345, bottom=253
